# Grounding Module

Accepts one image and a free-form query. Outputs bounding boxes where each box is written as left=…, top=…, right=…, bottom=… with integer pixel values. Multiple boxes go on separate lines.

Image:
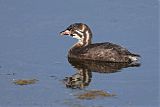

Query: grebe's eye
left=70, top=34, right=74, bottom=37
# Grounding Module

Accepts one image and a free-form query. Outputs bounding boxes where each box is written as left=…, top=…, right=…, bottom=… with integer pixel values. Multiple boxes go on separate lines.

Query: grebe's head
left=60, top=23, right=92, bottom=47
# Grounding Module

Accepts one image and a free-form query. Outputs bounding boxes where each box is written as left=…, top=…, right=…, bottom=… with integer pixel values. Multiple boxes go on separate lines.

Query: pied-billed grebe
left=60, top=23, right=140, bottom=63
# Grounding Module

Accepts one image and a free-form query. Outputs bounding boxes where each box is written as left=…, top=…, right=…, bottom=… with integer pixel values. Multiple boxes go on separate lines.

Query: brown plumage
left=60, top=23, right=140, bottom=63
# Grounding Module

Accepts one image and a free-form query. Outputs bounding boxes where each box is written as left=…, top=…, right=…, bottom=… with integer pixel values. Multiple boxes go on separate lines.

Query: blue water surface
left=0, top=0, right=159, bottom=107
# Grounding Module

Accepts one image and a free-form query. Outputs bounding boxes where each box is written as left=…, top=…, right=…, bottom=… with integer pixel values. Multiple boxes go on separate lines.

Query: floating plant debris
left=13, top=79, right=38, bottom=85
left=75, top=90, right=116, bottom=100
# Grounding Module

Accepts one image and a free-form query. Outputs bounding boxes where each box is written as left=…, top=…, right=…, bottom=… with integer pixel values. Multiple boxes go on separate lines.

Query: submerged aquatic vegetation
left=75, top=90, right=116, bottom=100
left=13, top=79, right=38, bottom=85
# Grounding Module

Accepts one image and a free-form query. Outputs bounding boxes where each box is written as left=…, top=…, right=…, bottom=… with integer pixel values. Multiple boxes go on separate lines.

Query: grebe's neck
left=72, top=28, right=92, bottom=49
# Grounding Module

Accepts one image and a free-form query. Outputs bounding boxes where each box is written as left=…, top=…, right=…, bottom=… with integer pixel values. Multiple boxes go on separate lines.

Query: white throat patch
left=72, top=34, right=81, bottom=40
left=72, top=34, right=83, bottom=45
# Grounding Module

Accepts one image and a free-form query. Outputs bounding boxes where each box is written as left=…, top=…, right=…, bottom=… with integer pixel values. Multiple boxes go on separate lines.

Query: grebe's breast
left=68, top=42, right=140, bottom=63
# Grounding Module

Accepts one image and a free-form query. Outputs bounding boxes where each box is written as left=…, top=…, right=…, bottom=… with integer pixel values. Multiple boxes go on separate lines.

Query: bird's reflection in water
left=63, top=68, right=92, bottom=89
left=63, top=58, right=140, bottom=89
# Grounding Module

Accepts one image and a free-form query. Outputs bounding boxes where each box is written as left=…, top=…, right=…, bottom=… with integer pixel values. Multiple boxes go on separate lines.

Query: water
left=0, top=0, right=159, bottom=107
